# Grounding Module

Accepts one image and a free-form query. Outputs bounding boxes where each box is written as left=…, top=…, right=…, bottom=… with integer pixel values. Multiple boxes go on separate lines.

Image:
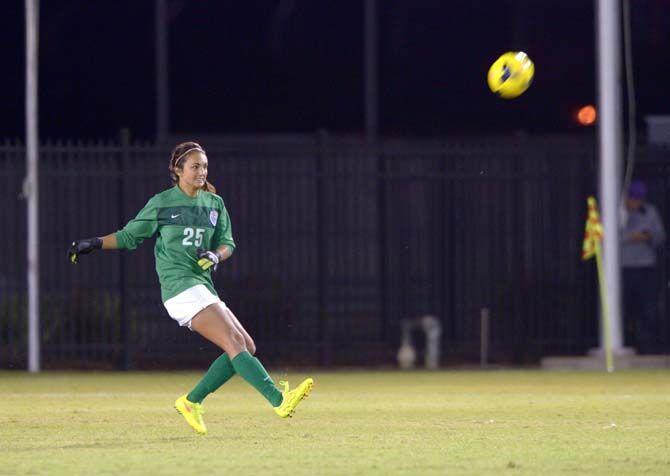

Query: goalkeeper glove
left=68, top=237, right=103, bottom=264
left=197, top=248, right=219, bottom=272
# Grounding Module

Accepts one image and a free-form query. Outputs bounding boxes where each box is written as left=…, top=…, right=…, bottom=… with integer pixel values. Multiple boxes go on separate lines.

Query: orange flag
left=582, top=196, right=604, bottom=260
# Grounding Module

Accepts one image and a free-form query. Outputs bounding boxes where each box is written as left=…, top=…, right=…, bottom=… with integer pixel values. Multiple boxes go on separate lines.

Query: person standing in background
left=621, top=180, right=666, bottom=354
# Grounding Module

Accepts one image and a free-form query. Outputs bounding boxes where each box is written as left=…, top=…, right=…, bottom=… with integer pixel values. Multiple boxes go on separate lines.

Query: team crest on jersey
left=209, top=210, right=219, bottom=226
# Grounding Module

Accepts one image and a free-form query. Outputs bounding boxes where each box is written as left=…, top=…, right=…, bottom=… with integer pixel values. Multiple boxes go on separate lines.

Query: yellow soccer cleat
left=274, top=378, right=314, bottom=418
left=174, top=395, right=207, bottom=435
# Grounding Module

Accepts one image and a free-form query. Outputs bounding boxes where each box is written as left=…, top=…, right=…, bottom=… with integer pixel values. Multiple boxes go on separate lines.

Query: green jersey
left=114, top=186, right=236, bottom=302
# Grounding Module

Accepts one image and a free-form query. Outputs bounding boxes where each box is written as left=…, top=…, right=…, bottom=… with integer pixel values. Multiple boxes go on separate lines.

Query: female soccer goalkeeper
left=67, top=141, right=313, bottom=435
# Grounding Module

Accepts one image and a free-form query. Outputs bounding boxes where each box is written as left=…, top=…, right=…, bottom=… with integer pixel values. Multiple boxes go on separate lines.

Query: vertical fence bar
left=118, top=129, right=132, bottom=369
left=480, top=307, right=490, bottom=368
left=377, top=142, right=388, bottom=341
left=440, top=145, right=449, bottom=346
left=316, top=130, right=329, bottom=365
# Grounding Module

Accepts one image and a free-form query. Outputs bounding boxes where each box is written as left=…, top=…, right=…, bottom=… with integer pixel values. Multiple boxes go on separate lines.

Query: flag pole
left=583, top=196, right=613, bottom=372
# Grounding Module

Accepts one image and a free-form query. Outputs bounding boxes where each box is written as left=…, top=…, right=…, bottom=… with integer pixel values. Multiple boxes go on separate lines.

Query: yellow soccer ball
left=487, top=51, right=535, bottom=99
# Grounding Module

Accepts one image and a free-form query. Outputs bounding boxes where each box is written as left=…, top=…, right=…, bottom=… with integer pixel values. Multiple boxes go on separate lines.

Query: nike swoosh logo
left=171, top=214, right=181, bottom=219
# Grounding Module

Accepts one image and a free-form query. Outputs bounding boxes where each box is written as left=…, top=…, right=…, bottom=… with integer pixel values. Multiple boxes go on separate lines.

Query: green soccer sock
left=231, top=351, right=283, bottom=407
left=187, top=353, right=236, bottom=404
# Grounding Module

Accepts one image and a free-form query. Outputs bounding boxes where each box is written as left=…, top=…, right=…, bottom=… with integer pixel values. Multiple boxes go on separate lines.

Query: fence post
left=376, top=140, right=388, bottom=341
left=480, top=307, right=490, bottom=368
left=118, top=128, right=133, bottom=370
left=316, top=130, right=331, bottom=366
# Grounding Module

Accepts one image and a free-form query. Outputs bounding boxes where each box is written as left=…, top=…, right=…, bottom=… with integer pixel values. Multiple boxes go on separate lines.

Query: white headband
left=174, top=146, right=204, bottom=166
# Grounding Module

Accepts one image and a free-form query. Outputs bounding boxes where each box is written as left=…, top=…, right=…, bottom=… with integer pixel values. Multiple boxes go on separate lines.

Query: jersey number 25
left=182, top=227, right=205, bottom=247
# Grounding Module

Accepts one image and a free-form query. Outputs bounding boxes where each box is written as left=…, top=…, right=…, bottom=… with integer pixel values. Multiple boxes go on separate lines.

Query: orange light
left=577, top=105, right=597, bottom=126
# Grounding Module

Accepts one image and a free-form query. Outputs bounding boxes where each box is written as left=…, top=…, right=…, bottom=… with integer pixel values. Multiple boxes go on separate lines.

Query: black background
left=1, top=1, right=669, bottom=140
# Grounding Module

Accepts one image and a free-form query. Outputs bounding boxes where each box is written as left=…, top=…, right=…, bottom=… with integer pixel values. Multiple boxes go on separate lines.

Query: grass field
left=1, top=370, right=669, bottom=475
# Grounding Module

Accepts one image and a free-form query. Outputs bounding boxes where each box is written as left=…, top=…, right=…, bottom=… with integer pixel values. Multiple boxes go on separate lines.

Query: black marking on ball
left=499, top=64, right=512, bottom=84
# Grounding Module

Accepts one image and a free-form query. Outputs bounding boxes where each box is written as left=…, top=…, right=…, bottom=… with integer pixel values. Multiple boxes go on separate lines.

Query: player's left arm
left=196, top=244, right=233, bottom=272
left=197, top=201, right=235, bottom=272
left=214, top=244, right=233, bottom=262
left=211, top=201, right=235, bottom=255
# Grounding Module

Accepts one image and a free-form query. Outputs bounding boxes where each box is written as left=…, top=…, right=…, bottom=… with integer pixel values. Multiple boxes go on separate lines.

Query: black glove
left=197, top=248, right=219, bottom=272
left=68, top=237, right=102, bottom=264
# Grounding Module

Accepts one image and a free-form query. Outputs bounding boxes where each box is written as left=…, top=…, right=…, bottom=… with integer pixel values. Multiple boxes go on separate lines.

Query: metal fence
left=1, top=134, right=669, bottom=369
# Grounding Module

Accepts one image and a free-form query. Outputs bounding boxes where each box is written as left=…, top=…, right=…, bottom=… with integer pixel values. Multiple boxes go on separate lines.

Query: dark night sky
left=1, top=1, right=669, bottom=140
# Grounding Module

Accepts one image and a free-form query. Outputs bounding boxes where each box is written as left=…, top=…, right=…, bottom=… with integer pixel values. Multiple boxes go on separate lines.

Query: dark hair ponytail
left=168, top=141, right=216, bottom=193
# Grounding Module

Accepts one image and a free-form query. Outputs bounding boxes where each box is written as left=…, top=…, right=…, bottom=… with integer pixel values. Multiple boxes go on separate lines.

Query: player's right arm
left=67, top=233, right=118, bottom=264
left=68, top=197, right=158, bottom=263
left=101, top=234, right=118, bottom=249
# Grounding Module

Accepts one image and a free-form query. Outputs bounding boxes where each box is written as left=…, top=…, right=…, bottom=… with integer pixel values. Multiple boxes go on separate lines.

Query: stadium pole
left=156, top=0, right=169, bottom=143
left=364, top=0, right=378, bottom=142
left=25, top=0, right=40, bottom=372
left=596, top=0, right=624, bottom=355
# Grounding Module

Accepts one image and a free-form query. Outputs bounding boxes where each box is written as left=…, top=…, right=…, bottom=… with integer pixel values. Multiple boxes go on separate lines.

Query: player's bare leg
left=222, top=306, right=256, bottom=355
left=175, top=303, right=249, bottom=434
left=190, top=304, right=285, bottom=410
left=191, top=303, right=311, bottom=417
left=191, top=303, right=248, bottom=357
left=181, top=305, right=240, bottom=406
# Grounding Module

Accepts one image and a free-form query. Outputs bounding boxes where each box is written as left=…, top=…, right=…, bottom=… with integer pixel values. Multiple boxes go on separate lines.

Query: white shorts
left=163, top=284, right=224, bottom=329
